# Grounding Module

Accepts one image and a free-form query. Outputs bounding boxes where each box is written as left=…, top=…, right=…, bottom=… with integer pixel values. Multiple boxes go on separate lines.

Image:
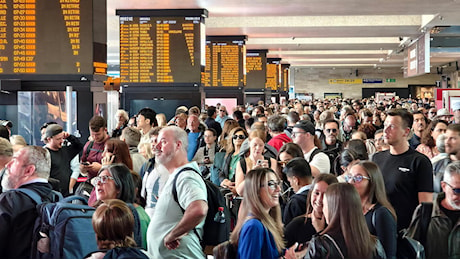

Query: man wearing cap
left=291, top=120, right=330, bottom=177
left=282, top=158, right=312, bottom=225
left=44, top=124, right=83, bottom=196
left=436, top=108, right=453, bottom=123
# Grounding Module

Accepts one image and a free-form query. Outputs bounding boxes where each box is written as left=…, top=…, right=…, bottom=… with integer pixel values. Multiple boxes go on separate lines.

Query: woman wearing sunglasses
left=346, top=161, right=397, bottom=258
left=230, top=168, right=297, bottom=259
left=305, top=183, right=386, bottom=258
left=215, top=127, right=248, bottom=194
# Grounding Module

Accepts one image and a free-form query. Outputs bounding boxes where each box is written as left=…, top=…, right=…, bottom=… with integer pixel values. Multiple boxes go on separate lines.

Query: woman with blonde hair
left=235, top=129, right=278, bottom=195
left=86, top=199, right=150, bottom=259
left=230, top=168, right=296, bottom=259
left=155, top=113, right=167, bottom=127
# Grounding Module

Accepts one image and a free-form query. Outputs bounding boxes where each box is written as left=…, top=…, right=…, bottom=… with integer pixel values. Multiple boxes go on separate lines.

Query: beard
left=156, top=149, right=175, bottom=166
left=447, top=197, right=460, bottom=210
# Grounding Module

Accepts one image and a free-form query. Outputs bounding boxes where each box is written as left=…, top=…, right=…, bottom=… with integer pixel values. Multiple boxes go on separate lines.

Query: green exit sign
left=386, top=78, right=396, bottom=82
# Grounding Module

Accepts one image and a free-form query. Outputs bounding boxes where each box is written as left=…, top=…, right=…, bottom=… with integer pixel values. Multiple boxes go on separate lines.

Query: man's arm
left=163, top=200, right=208, bottom=249
left=418, top=192, right=433, bottom=203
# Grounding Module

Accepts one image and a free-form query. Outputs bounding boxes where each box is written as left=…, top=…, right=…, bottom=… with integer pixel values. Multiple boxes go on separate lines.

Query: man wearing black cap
left=292, top=120, right=331, bottom=177
left=282, top=158, right=313, bottom=225
left=44, top=124, right=83, bottom=196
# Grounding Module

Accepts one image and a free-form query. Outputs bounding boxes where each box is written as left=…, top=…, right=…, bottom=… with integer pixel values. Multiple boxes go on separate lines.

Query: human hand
left=101, top=155, right=115, bottom=165
left=164, top=232, right=183, bottom=250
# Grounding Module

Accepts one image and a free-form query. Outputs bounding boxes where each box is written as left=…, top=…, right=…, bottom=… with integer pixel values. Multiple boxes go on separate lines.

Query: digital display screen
left=0, top=0, right=105, bottom=75
left=117, top=10, right=206, bottom=84
left=245, top=50, right=267, bottom=89
left=266, top=58, right=281, bottom=90
left=281, top=64, right=290, bottom=92
left=202, top=36, right=246, bottom=87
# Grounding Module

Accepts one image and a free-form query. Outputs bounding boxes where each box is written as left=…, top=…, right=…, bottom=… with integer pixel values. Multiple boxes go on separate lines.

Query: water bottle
left=214, top=207, right=226, bottom=223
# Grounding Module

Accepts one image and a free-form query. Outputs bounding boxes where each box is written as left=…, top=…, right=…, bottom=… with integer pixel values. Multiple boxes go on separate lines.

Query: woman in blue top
left=230, top=168, right=296, bottom=259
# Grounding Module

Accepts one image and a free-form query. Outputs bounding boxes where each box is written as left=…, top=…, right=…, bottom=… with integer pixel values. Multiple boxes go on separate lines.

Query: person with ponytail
left=86, top=199, right=150, bottom=259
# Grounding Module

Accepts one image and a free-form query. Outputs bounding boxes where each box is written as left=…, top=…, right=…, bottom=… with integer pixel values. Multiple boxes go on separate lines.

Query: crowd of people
left=0, top=96, right=459, bottom=259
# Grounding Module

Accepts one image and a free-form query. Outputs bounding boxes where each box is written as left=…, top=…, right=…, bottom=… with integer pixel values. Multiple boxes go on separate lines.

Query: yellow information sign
left=328, top=79, right=363, bottom=84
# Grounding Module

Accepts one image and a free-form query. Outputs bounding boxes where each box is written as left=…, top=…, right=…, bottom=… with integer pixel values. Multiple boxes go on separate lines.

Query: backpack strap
left=85, top=141, right=95, bottom=159
left=16, top=188, right=43, bottom=205
left=309, top=148, right=321, bottom=163
left=127, top=203, right=143, bottom=248
left=418, top=202, right=433, bottom=246
left=323, top=234, right=345, bottom=259
left=171, top=167, right=203, bottom=243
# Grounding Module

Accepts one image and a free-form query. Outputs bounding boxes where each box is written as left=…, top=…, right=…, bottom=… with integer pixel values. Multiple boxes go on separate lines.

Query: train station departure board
left=0, top=0, right=106, bottom=75
left=117, top=9, right=207, bottom=84
left=202, top=35, right=246, bottom=87
left=266, top=58, right=281, bottom=91
left=245, top=49, right=267, bottom=89
left=281, top=64, right=290, bottom=92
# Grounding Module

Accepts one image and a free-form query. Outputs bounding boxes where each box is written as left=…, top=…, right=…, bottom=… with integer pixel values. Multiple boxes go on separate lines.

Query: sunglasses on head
left=232, top=134, right=246, bottom=140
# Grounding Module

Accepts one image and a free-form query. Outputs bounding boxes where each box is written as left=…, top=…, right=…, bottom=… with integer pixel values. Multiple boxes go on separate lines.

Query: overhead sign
left=363, top=78, right=383, bottom=83
left=328, top=79, right=362, bottom=84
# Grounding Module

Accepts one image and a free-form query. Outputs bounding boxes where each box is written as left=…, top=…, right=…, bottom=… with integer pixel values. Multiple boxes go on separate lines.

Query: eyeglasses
left=219, top=110, right=226, bottom=112
left=325, top=128, right=337, bottom=133
left=278, top=160, right=289, bottom=167
left=264, top=180, right=281, bottom=190
left=95, top=175, right=115, bottom=184
left=345, top=175, right=371, bottom=183
left=444, top=182, right=460, bottom=194
left=291, top=131, right=307, bottom=138
left=232, top=134, right=246, bottom=140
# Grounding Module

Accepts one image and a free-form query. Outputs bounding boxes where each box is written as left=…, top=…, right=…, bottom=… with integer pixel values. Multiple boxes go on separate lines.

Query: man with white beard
left=407, top=161, right=460, bottom=258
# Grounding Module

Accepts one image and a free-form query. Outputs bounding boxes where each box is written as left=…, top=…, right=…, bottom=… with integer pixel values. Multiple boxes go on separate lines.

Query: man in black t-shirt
left=372, top=109, right=433, bottom=231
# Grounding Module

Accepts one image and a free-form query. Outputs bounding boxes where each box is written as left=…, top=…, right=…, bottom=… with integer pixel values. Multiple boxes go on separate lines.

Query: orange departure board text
left=202, top=35, right=246, bottom=87
left=0, top=0, right=105, bottom=75
left=246, top=50, right=267, bottom=89
left=117, top=9, right=207, bottom=84
left=266, top=58, right=281, bottom=91
left=281, top=64, right=290, bottom=92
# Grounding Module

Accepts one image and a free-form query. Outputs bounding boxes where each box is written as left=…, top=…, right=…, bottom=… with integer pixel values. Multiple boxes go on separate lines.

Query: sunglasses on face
left=444, top=182, right=460, bottom=194
left=325, top=128, right=337, bottom=133
left=345, top=174, right=371, bottom=183
left=95, top=175, right=115, bottom=184
left=232, top=134, right=246, bottom=140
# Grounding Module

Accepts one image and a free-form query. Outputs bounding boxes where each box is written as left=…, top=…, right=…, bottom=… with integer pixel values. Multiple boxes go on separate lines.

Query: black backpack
left=172, top=167, right=231, bottom=249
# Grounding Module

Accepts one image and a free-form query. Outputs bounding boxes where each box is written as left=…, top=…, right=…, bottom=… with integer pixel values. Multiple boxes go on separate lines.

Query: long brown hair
left=225, top=127, right=247, bottom=156
left=355, top=161, right=397, bottom=221
left=219, top=119, right=239, bottom=148
left=230, top=168, right=284, bottom=252
left=92, top=199, right=136, bottom=249
left=323, top=183, right=376, bottom=258
left=105, top=138, right=133, bottom=170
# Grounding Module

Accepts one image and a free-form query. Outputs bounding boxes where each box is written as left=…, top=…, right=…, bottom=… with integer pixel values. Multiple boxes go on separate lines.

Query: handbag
left=213, top=240, right=237, bottom=259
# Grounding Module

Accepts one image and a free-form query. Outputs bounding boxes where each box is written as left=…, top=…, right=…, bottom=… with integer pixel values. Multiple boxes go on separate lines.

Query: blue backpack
left=17, top=189, right=98, bottom=259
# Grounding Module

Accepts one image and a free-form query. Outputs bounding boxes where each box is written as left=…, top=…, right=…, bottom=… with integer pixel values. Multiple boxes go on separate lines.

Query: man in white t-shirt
left=147, top=126, right=207, bottom=259
left=291, top=120, right=331, bottom=176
